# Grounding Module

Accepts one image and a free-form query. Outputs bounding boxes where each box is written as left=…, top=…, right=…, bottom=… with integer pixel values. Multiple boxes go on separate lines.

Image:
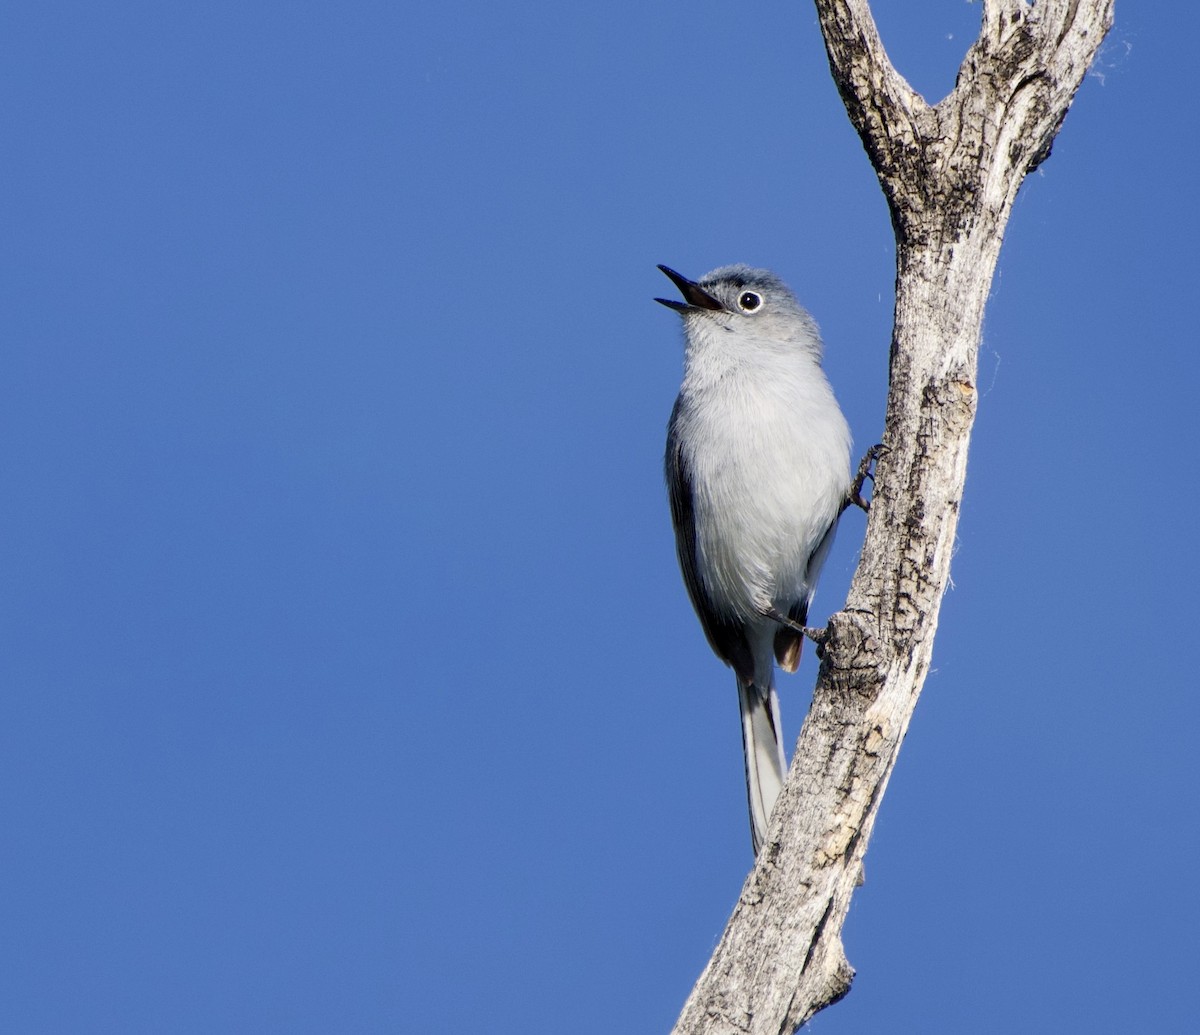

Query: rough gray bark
left=670, top=2, right=1114, bottom=1032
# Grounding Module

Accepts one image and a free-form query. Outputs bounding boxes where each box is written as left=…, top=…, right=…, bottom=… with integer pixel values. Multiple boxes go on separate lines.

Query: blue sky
left=2, top=2, right=1195, bottom=1032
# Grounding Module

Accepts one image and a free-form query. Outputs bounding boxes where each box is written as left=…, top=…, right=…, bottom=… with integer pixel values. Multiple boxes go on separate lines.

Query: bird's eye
left=737, top=291, right=762, bottom=313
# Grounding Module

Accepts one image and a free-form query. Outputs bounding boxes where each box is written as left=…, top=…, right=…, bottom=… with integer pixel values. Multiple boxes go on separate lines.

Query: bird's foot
left=845, top=443, right=885, bottom=513
left=765, top=607, right=806, bottom=635
left=766, top=607, right=829, bottom=648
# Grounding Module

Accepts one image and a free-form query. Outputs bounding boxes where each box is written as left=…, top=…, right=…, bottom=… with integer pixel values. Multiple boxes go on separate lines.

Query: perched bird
left=658, top=264, right=851, bottom=854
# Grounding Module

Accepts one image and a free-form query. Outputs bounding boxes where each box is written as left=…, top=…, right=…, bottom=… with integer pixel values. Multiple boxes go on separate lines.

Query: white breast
left=678, top=347, right=851, bottom=621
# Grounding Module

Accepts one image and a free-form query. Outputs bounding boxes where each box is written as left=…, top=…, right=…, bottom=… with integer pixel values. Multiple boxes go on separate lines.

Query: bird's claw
left=845, top=443, right=885, bottom=513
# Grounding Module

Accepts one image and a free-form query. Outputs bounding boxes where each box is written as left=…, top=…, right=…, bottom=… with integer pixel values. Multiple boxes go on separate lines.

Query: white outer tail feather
left=736, top=673, right=788, bottom=854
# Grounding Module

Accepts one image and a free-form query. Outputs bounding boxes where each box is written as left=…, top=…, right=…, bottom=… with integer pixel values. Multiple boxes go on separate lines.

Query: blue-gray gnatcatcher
left=657, top=264, right=852, bottom=854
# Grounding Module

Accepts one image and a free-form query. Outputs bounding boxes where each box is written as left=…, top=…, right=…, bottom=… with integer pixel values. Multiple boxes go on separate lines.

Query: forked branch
left=669, top=3, right=1113, bottom=1033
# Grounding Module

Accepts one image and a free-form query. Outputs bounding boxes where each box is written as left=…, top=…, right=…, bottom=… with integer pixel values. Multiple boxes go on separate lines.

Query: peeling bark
left=670, top=2, right=1114, bottom=1032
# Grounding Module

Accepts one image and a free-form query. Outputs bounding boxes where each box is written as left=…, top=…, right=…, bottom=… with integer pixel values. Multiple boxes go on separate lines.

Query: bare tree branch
left=670, top=3, right=1114, bottom=1032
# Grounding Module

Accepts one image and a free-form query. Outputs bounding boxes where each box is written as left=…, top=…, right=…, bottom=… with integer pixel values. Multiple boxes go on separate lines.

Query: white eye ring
left=736, top=290, right=763, bottom=313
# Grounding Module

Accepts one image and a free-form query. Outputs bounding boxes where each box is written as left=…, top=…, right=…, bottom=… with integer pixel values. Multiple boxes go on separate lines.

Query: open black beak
left=655, top=265, right=723, bottom=312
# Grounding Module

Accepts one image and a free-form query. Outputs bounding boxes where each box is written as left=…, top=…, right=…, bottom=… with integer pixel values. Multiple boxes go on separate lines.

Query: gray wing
left=666, top=400, right=754, bottom=681
left=773, top=514, right=839, bottom=671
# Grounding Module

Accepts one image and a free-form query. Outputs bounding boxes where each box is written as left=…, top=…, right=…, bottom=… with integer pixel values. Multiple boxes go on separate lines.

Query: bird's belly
left=690, top=437, right=845, bottom=620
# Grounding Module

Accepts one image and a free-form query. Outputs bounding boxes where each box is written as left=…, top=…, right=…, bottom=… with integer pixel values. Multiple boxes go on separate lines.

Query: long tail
left=736, top=673, right=788, bottom=855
